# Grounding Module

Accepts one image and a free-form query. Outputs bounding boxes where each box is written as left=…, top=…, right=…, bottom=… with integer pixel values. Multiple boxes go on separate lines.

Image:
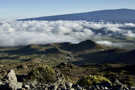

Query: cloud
left=96, top=41, right=113, bottom=46
left=124, top=31, right=135, bottom=38
left=95, top=41, right=126, bottom=48
left=0, top=20, right=135, bottom=47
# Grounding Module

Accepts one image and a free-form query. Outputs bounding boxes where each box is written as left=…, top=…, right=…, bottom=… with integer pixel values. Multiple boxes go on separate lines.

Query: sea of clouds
left=0, top=20, right=135, bottom=47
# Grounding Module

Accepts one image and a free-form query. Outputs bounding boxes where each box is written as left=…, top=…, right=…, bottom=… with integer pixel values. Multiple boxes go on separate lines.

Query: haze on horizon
left=0, top=0, right=135, bottom=19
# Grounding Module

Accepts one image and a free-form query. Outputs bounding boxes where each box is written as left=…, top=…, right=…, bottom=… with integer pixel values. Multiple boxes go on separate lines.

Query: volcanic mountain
left=18, top=9, right=135, bottom=23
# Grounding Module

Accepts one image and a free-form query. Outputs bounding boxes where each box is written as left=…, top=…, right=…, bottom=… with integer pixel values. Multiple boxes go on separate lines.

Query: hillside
left=0, top=40, right=134, bottom=65
left=18, top=9, right=135, bottom=23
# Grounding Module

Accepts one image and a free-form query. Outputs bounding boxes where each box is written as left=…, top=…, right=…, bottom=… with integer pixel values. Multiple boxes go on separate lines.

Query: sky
left=0, top=0, right=135, bottom=19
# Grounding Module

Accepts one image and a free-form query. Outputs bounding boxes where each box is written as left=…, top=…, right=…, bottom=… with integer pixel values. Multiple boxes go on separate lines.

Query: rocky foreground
left=0, top=68, right=131, bottom=90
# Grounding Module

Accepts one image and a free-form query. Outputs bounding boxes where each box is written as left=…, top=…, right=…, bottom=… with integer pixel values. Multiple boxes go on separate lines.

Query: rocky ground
left=0, top=65, right=131, bottom=90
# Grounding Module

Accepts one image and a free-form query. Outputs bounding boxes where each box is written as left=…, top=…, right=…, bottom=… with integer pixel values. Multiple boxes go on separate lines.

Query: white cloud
left=96, top=41, right=113, bottom=46
left=124, top=31, right=135, bottom=38
left=0, top=20, right=135, bottom=47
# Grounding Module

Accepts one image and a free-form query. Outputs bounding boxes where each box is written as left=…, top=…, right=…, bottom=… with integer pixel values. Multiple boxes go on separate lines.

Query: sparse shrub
left=77, top=75, right=112, bottom=88
left=27, top=65, right=57, bottom=83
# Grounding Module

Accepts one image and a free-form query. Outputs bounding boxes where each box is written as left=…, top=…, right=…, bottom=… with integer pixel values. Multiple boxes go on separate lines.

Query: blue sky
left=0, top=0, right=135, bottom=19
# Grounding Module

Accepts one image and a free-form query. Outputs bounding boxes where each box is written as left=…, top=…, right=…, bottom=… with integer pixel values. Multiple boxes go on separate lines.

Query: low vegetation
left=26, top=65, right=57, bottom=83
left=77, top=75, right=112, bottom=88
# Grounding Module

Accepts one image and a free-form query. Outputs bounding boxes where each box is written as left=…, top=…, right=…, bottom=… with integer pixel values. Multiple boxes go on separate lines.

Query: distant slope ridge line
left=18, top=9, right=135, bottom=23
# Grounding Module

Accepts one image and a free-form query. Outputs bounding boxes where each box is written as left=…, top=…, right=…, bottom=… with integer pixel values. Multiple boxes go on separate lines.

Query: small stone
left=0, top=65, right=4, bottom=68
left=76, top=85, right=83, bottom=90
left=21, top=88, right=26, bottom=90
left=44, top=87, right=48, bottom=90
left=31, top=80, right=38, bottom=88
left=17, top=82, right=23, bottom=89
left=0, top=81, right=3, bottom=85
left=70, top=88, right=75, bottom=90
left=95, top=85, right=100, bottom=90
left=24, top=85, right=30, bottom=89
left=104, top=86, right=108, bottom=90
left=65, top=82, right=73, bottom=89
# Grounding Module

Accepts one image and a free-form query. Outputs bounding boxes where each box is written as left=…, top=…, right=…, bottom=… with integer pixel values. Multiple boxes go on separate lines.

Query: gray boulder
left=7, top=69, right=22, bottom=90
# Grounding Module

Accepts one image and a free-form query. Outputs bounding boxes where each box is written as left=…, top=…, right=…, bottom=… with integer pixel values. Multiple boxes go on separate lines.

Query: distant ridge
left=18, top=9, right=135, bottom=23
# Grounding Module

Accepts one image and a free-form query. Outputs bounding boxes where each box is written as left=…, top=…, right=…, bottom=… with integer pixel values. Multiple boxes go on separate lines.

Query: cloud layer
left=0, top=20, right=135, bottom=47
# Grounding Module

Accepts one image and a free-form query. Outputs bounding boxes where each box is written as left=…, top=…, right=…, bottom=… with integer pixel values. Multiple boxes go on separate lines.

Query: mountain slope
left=18, top=9, right=135, bottom=23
